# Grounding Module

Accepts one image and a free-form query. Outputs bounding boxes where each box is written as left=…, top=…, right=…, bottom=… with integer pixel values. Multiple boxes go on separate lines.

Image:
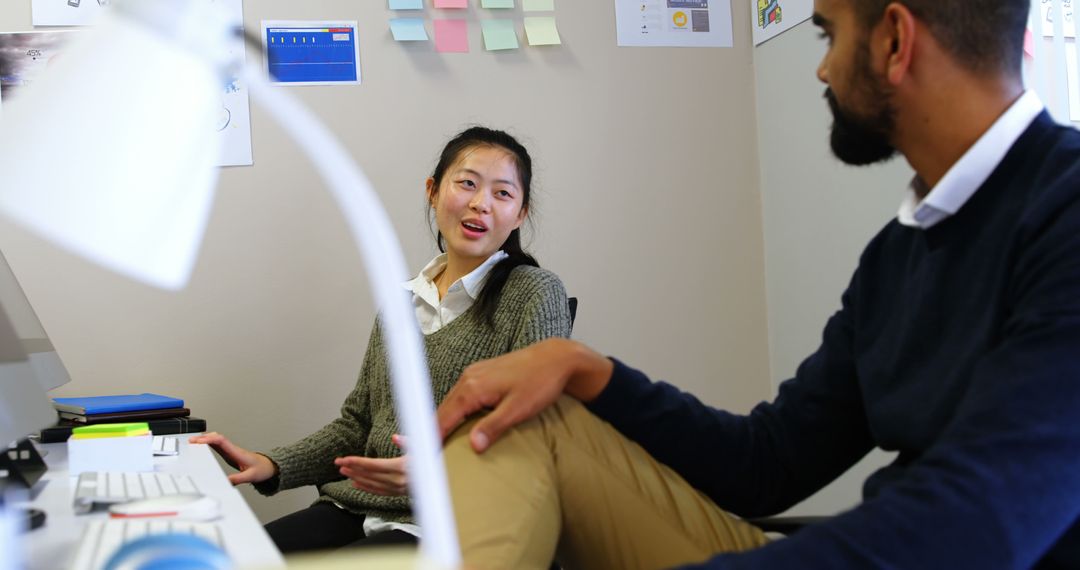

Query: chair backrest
left=568, top=297, right=578, bottom=332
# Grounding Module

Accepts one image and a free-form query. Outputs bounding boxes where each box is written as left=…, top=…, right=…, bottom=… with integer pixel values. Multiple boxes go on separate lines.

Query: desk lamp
left=0, top=1, right=460, bottom=567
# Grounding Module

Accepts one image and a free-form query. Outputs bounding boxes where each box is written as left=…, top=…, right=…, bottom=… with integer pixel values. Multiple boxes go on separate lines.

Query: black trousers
left=264, top=502, right=418, bottom=554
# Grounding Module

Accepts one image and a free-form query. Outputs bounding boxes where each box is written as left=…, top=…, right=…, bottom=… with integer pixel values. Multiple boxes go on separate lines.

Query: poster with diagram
left=751, top=0, right=813, bottom=46
left=615, top=0, right=733, bottom=48
left=25, top=0, right=252, bottom=166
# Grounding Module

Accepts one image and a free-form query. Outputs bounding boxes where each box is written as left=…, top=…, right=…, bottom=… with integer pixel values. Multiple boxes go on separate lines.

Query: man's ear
left=881, top=2, right=916, bottom=86
left=425, top=177, right=436, bottom=205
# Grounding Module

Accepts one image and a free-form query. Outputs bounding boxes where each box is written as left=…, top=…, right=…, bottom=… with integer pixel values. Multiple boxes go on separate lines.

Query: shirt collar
left=403, top=250, right=509, bottom=299
left=897, top=90, right=1044, bottom=229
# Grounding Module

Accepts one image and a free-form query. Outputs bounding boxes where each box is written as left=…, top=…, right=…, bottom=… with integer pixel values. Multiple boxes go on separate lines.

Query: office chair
left=747, top=515, right=830, bottom=535
left=568, top=297, right=577, bottom=331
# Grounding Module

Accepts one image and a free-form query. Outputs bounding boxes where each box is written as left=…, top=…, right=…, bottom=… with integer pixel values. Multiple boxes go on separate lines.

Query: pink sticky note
left=435, top=19, right=469, bottom=53
left=434, top=0, right=468, bottom=7
left=1024, top=28, right=1034, bottom=59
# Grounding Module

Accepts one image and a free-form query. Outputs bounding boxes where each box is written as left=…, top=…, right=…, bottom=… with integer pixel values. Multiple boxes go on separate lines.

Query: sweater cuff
left=584, top=357, right=652, bottom=423
left=252, top=451, right=284, bottom=496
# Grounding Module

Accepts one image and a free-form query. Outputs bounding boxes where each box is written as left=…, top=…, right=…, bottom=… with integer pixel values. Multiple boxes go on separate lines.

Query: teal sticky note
left=389, top=0, right=424, bottom=9
left=522, top=0, right=553, bottom=10
left=481, top=19, right=519, bottom=50
left=390, top=18, right=429, bottom=41
left=523, top=16, right=561, bottom=45
left=481, top=0, right=514, bottom=7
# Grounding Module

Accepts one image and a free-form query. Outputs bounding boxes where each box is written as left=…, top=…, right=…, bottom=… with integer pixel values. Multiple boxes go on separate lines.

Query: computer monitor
left=0, top=301, right=56, bottom=449
left=0, top=251, right=71, bottom=391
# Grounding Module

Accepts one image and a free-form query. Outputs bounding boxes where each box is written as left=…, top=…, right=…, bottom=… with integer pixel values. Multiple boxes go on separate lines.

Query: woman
left=190, top=126, right=572, bottom=552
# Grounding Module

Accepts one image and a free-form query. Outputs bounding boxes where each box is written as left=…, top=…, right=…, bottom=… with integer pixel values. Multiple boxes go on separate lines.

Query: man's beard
left=825, top=86, right=897, bottom=166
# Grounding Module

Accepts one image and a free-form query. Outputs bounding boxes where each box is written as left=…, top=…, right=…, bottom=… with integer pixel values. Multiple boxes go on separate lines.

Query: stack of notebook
left=38, top=393, right=207, bottom=444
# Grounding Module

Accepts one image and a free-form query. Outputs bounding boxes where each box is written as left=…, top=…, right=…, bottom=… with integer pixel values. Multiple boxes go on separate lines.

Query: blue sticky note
left=391, top=18, right=429, bottom=41
left=389, top=0, right=424, bottom=9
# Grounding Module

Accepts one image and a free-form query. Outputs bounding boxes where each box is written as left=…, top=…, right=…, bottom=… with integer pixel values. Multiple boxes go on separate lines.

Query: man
left=433, top=0, right=1080, bottom=567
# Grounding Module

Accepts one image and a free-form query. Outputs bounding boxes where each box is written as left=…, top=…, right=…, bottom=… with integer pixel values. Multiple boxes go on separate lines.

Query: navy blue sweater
left=588, top=113, right=1080, bottom=569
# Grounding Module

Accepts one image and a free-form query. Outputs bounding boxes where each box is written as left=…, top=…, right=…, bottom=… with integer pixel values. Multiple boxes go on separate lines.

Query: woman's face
left=427, top=145, right=527, bottom=267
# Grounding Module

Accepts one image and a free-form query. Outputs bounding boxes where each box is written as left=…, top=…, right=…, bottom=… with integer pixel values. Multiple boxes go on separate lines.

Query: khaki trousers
left=445, top=396, right=768, bottom=570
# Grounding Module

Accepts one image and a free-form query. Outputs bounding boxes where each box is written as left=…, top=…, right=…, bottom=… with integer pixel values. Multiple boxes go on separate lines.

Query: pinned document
left=389, top=0, right=424, bottom=8
left=391, top=18, right=429, bottom=41
left=524, top=17, right=561, bottom=45
left=482, top=19, right=519, bottom=50
left=435, top=19, right=470, bottom=52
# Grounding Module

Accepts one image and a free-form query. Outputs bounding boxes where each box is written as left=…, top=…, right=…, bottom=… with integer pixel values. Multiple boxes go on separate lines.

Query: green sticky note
left=523, top=0, right=554, bottom=11
left=481, top=0, right=514, bottom=7
left=482, top=19, right=519, bottom=50
left=524, top=16, right=561, bottom=46
left=72, top=422, right=151, bottom=439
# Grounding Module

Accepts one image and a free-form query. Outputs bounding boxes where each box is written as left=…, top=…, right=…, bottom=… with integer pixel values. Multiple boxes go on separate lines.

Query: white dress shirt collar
left=403, top=250, right=509, bottom=335
left=897, top=90, right=1044, bottom=229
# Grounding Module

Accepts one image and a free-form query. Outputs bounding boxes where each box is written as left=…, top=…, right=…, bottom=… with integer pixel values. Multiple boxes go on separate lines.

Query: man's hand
left=335, top=435, right=409, bottom=496
left=189, top=432, right=277, bottom=486
left=436, top=338, right=614, bottom=453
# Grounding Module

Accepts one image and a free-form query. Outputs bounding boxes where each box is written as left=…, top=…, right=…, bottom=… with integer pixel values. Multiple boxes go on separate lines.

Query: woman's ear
left=514, top=205, right=528, bottom=228
left=425, top=178, right=437, bottom=206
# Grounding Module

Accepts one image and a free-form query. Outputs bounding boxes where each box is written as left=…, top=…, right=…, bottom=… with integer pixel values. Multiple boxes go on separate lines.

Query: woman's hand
left=335, top=435, right=409, bottom=496
left=188, top=432, right=277, bottom=486
left=436, top=338, right=614, bottom=453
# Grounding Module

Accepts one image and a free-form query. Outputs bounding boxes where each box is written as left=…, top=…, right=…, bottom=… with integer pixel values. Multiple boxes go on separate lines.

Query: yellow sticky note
left=524, top=17, right=561, bottom=46
left=523, top=0, right=554, bottom=11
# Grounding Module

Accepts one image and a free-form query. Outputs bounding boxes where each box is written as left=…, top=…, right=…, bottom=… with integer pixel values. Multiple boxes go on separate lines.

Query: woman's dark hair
left=429, top=126, right=538, bottom=327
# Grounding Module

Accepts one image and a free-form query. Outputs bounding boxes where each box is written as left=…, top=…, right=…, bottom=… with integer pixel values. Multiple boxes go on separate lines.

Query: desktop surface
left=15, top=437, right=284, bottom=570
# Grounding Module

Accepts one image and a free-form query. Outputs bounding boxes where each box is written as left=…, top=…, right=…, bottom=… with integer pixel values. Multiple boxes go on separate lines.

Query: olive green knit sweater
left=253, top=265, right=572, bottom=524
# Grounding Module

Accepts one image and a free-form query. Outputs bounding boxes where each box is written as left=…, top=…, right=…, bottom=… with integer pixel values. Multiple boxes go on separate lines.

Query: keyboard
left=73, top=471, right=200, bottom=514
left=70, top=518, right=225, bottom=570
left=152, top=436, right=179, bottom=456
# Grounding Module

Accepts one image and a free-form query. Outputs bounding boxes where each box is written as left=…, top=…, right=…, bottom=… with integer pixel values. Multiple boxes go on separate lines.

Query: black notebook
left=37, top=417, right=208, bottom=444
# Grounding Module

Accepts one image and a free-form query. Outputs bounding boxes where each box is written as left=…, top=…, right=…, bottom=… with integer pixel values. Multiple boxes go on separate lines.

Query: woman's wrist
left=562, top=340, right=614, bottom=403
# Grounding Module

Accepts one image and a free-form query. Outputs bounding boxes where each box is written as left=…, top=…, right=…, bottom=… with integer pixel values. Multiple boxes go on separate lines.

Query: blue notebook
left=52, top=393, right=184, bottom=415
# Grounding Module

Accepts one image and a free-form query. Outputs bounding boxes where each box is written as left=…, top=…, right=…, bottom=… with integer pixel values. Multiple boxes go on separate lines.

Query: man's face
left=813, top=0, right=897, bottom=166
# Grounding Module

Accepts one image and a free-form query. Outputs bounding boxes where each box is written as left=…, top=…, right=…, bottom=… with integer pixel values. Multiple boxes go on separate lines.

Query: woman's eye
left=496, top=189, right=512, bottom=199
left=459, top=179, right=476, bottom=188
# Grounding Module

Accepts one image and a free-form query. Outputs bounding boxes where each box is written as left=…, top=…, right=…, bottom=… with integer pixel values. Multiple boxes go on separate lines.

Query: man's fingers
left=469, top=398, right=528, bottom=453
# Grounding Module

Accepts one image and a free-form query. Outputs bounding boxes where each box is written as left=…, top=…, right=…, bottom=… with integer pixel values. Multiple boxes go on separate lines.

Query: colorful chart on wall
left=262, top=21, right=362, bottom=85
left=25, top=0, right=254, bottom=167
left=751, top=0, right=813, bottom=46
left=615, top=0, right=733, bottom=48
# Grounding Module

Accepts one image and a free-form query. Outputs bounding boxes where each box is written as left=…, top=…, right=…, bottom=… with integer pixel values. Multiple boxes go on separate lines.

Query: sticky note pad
left=435, top=19, right=469, bottom=52
left=72, top=422, right=151, bottom=440
left=524, top=16, right=561, bottom=45
left=481, top=0, right=514, bottom=8
left=434, top=0, right=468, bottom=8
left=389, top=0, right=424, bottom=9
left=482, top=19, right=518, bottom=50
left=391, top=18, right=429, bottom=41
left=523, top=0, right=554, bottom=11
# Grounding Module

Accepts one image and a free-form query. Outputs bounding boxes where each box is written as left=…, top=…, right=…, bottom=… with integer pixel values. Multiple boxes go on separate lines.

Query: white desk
left=16, top=436, right=285, bottom=570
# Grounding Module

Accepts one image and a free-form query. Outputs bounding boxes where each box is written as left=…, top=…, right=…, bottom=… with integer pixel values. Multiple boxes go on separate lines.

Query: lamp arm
left=243, top=66, right=460, bottom=568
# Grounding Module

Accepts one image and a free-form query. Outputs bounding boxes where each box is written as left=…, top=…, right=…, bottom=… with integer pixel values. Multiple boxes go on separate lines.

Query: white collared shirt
left=897, top=91, right=1044, bottom=229
left=403, top=250, right=509, bottom=335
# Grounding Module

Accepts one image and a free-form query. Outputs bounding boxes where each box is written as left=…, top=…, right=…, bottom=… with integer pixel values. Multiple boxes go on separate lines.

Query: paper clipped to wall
left=262, top=20, right=363, bottom=85
left=615, top=0, right=733, bottom=48
left=751, top=0, right=813, bottom=46
left=1, top=8, right=254, bottom=168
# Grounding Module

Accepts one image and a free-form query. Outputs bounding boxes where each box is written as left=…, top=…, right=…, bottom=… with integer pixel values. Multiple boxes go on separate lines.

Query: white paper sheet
left=615, top=0, right=733, bottom=48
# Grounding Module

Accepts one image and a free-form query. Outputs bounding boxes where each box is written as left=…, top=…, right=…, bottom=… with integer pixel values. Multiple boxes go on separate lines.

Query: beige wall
left=1, top=0, right=771, bottom=523
left=752, top=23, right=908, bottom=516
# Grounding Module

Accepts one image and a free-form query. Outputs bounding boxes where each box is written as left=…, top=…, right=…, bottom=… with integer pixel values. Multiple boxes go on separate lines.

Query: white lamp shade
left=0, top=14, right=222, bottom=290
